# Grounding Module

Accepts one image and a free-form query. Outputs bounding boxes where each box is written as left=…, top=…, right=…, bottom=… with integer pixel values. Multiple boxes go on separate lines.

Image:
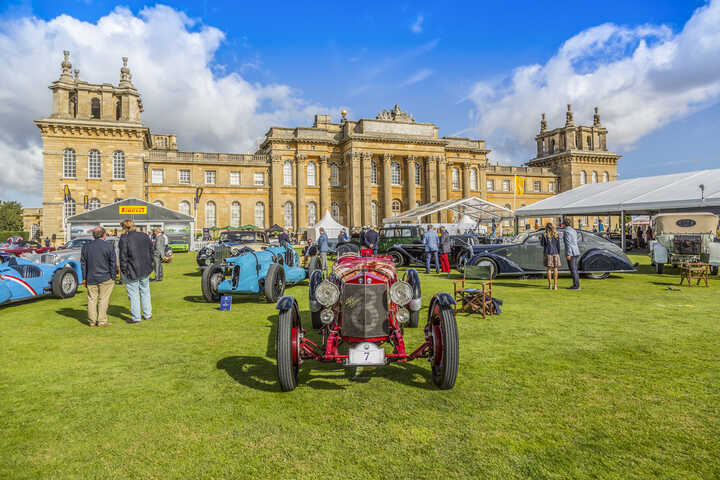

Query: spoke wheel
left=52, top=268, right=77, bottom=299
left=428, top=303, right=459, bottom=390
left=277, top=308, right=300, bottom=391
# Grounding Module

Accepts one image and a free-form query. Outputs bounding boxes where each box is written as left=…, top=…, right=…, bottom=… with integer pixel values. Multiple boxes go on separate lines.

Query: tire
left=474, top=257, right=497, bottom=279
left=428, top=303, right=459, bottom=390
left=408, top=311, right=419, bottom=328
left=52, top=268, right=77, bottom=299
left=405, top=268, right=421, bottom=328
left=456, top=253, right=468, bottom=273
left=201, top=264, right=223, bottom=302
left=586, top=272, right=610, bottom=280
left=265, top=263, right=285, bottom=303
left=390, top=251, right=405, bottom=266
left=656, top=263, right=664, bottom=275
left=276, top=308, right=299, bottom=392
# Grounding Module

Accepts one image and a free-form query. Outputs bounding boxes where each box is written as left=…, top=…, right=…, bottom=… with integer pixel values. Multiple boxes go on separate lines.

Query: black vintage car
left=196, top=230, right=268, bottom=268
left=466, top=229, right=635, bottom=279
left=387, top=234, right=482, bottom=269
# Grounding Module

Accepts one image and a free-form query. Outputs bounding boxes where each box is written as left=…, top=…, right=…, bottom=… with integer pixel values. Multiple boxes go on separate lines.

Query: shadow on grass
left=183, top=295, right=208, bottom=303
left=57, top=307, right=91, bottom=326
left=183, top=271, right=202, bottom=277
left=108, top=305, right=132, bottom=322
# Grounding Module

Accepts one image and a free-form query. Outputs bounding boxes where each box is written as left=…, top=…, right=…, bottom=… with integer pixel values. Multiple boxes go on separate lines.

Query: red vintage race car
left=275, top=252, right=459, bottom=391
left=0, top=240, right=55, bottom=256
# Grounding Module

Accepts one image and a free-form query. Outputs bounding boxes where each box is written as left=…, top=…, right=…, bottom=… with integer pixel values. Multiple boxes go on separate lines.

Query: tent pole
left=620, top=210, right=625, bottom=251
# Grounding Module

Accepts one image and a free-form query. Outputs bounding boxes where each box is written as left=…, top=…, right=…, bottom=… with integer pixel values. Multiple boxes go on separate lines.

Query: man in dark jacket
left=364, top=226, right=379, bottom=253
left=278, top=229, right=290, bottom=245
left=81, top=227, right=117, bottom=326
left=119, top=219, right=154, bottom=323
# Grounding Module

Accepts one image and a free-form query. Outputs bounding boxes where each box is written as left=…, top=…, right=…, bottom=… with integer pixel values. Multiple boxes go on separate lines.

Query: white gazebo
left=306, top=210, right=348, bottom=242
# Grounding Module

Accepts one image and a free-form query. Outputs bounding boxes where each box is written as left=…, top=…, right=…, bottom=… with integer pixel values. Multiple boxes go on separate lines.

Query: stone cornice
left=35, top=120, right=148, bottom=139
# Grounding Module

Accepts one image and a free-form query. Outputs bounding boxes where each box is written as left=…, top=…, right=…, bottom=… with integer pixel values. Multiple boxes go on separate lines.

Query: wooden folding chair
left=453, top=265, right=494, bottom=318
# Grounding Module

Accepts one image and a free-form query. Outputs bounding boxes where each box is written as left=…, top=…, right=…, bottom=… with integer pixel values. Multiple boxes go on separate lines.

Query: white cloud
left=0, top=5, right=326, bottom=202
left=402, top=68, right=433, bottom=86
left=411, top=14, right=423, bottom=34
left=467, top=0, right=720, bottom=164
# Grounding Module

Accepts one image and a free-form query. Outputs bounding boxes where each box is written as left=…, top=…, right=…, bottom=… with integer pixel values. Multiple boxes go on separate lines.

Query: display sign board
left=119, top=206, right=147, bottom=215
left=165, top=223, right=191, bottom=243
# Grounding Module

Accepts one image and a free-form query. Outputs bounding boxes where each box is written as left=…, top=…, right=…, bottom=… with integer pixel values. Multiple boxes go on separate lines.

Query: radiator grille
left=340, top=283, right=389, bottom=338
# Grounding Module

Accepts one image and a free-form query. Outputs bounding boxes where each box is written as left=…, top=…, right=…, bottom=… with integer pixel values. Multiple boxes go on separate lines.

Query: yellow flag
left=514, top=176, right=525, bottom=195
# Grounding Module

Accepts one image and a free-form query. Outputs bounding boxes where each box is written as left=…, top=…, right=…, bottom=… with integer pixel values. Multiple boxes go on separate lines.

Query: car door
left=516, top=232, right=545, bottom=271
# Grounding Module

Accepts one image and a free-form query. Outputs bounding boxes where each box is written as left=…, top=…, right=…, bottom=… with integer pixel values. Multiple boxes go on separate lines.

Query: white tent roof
left=384, top=196, right=514, bottom=224
left=306, top=210, right=348, bottom=241
left=515, top=169, right=720, bottom=217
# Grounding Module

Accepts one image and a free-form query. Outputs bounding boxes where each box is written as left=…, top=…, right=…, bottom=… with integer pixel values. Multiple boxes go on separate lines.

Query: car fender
left=308, top=269, right=324, bottom=312
left=57, top=259, right=82, bottom=282
left=275, top=296, right=302, bottom=329
left=652, top=242, right=668, bottom=264
left=467, top=250, right=524, bottom=275
left=581, top=248, right=635, bottom=272
left=429, top=292, right=456, bottom=311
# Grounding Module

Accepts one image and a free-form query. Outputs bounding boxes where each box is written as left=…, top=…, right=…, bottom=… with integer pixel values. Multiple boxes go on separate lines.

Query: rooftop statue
left=376, top=104, right=415, bottom=122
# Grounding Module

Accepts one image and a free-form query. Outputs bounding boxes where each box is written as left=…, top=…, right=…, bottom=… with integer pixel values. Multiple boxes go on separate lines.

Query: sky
left=1, top=0, right=719, bottom=208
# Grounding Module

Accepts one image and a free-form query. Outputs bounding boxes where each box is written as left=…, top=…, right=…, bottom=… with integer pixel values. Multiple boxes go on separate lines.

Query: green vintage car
left=169, top=240, right=189, bottom=253
left=378, top=225, right=422, bottom=253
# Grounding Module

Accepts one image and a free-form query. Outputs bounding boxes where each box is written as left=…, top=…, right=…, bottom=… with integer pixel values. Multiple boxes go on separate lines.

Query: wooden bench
left=680, top=262, right=710, bottom=287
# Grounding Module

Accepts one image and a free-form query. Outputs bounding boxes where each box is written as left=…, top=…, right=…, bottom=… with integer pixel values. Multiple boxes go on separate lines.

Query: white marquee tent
left=306, top=210, right=348, bottom=242
left=383, top=196, right=515, bottom=224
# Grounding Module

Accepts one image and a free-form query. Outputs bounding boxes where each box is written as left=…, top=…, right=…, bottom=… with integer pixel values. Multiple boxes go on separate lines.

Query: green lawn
left=1, top=253, right=719, bottom=479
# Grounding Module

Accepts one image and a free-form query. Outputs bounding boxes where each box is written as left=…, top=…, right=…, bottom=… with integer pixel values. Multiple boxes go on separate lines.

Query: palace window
left=283, top=201, right=294, bottom=229
left=205, top=170, right=216, bottom=185
left=63, top=198, right=76, bottom=222
left=330, top=163, right=340, bottom=187
left=549, top=139, right=555, bottom=154
left=231, top=202, right=241, bottom=227
left=591, top=171, right=598, bottom=184
left=88, top=150, right=101, bottom=179
left=587, top=137, right=592, bottom=149
left=308, top=201, right=317, bottom=226
left=602, top=171, right=609, bottom=183
left=502, top=180, right=511, bottom=192
left=178, top=169, right=191, bottom=184
left=371, top=160, right=378, bottom=184
left=91, top=98, right=100, bottom=119
left=487, top=179, right=495, bottom=191
left=451, top=168, right=460, bottom=190
left=283, top=160, right=293, bottom=186
left=205, top=201, right=216, bottom=228
left=255, top=202, right=265, bottom=228
left=179, top=201, right=191, bottom=216
left=548, top=182, right=555, bottom=193
left=112, top=151, right=125, bottom=180
left=391, top=199, right=402, bottom=216
left=307, top=161, right=317, bottom=186
left=371, top=201, right=378, bottom=226
left=63, top=148, right=76, bottom=178
left=470, top=168, right=478, bottom=191
left=88, top=198, right=101, bottom=211
left=534, top=180, right=541, bottom=192
left=579, top=171, right=587, bottom=185
left=254, top=172, right=264, bottom=186
left=230, top=171, right=240, bottom=185
left=414, top=162, right=421, bottom=185
left=331, top=201, right=340, bottom=220
left=391, top=161, right=401, bottom=185
left=151, top=169, right=164, bottom=184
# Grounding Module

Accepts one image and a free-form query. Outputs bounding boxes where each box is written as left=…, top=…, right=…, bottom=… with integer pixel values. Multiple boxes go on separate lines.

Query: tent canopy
left=307, top=210, right=348, bottom=241
left=67, top=198, right=194, bottom=223
left=384, top=196, right=514, bottom=224
left=515, top=169, right=720, bottom=217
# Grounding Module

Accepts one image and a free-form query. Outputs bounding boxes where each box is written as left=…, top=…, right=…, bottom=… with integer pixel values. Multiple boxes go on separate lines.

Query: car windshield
left=220, top=232, right=263, bottom=243
left=514, top=232, right=531, bottom=243
left=66, top=239, right=91, bottom=248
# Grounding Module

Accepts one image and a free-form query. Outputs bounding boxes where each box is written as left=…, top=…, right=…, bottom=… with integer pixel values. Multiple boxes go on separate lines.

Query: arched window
left=579, top=170, right=587, bottom=185
left=470, top=168, right=478, bottom=191
left=154, top=200, right=164, bottom=207
left=91, top=98, right=100, bottom=119
left=179, top=201, right=191, bottom=216
left=307, top=161, right=317, bottom=186
left=63, top=198, right=76, bottom=221
left=591, top=171, right=598, bottom=184
left=88, top=198, right=101, bottom=211
left=283, top=201, right=294, bottom=229
left=331, top=201, right=340, bottom=220
left=391, top=161, right=401, bottom=185
left=283, top=161, right=293, bottom=186
left=62, top=148, right=76, bottom=178
left=205, top=201, right=216, bottom=228
left=308, top=201, right=317, bottom=226
left=371, top=160, right=378, bottom=184
left=88, top=150, right=101, bottom=179
left=391, top=199, right=402, bottom=216
left=371, top=201, right=378, bottom=226
left=414, top=162, right=421, bottom=185
left=586, top=137, right=592, bottom=149
left=231, top=202, right=241, bottom=227
left=451, top=168, right=460, bottom=190
left=602, top=171, right=609, bottom=182
left=330, top=163, right=340, bottom=187
left=255, top=202, right=265, bottom=228
left=549, top=139, right=555, bottom=153
left=113, top=151, right=125, bottom=180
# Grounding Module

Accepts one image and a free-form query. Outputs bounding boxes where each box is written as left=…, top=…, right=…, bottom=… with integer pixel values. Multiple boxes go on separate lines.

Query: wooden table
left=680, top=262, right=710, bottom=287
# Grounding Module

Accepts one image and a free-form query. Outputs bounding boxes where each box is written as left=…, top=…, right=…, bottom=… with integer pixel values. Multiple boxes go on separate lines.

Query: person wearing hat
left=561, top=218, right=580, bottom=290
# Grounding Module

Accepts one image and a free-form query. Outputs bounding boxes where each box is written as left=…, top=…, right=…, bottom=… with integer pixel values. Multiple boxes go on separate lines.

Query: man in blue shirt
left=317, top=227, right=329, bottom=273
left=423, top=225, right=440, bottom=274
left=562, top=218, right=581, bottom=290
left=81, top=227, right=118, bottom=326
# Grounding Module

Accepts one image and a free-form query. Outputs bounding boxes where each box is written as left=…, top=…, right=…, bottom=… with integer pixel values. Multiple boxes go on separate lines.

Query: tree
left=0, top=201, right=23, bottom=230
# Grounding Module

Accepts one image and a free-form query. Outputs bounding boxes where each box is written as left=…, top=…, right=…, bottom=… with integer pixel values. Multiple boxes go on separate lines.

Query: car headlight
left=389, top=280, right=413, bottom=306
left=315, top=280, right=340, bottom=307
left=396, top=308, right=410, bottom=325
left=320, top=309, right=335, bottom=325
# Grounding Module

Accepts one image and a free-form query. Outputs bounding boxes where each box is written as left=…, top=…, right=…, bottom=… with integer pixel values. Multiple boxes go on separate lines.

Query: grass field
left=1, top=253, right=719, bottom=479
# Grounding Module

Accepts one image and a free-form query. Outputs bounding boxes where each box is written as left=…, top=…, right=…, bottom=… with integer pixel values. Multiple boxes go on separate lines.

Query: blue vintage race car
left=0, top=254, right=81, bottom=305
left=201, top=244, right=307, bottom=303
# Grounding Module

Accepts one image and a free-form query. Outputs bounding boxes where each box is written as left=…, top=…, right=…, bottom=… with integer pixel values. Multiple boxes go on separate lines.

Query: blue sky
left=1, top=0, right=719, bottom=207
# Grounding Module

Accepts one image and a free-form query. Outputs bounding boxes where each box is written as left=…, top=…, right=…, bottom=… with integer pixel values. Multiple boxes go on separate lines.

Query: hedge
left=0, top=231, right=29, bottom=241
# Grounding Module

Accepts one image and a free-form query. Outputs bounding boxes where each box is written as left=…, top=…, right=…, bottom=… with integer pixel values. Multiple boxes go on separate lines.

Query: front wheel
left=428, top=303, right=459, bottom=390
left=201, top=264, right=223, bottom=302
left=389, top=251, right=405, bottom=267
left=265, top=263, right=285, bottom=303
left=276, top=308, right=300, bottom=392
left=656, top=263, right=664, bottom=275
left=52, top=268, right=77, bottom=299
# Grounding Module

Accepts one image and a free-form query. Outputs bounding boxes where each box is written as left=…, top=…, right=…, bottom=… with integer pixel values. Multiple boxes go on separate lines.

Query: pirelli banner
left=119, top=205, right=147, bottom=215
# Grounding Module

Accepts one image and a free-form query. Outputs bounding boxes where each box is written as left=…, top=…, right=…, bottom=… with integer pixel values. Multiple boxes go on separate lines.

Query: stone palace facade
left=30, top=52, right=620, bottom=238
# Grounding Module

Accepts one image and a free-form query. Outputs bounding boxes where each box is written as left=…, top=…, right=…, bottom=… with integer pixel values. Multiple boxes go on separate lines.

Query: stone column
left=479, top=163, right=488, bottom=200
left=361, top=152, right=373, bottom=226
left=462, top=162, right=470, bottom=198
left=296, top=153, right=306, bottom=229
left=270, top=155, right=282, bottom=226
left=406, top=155, right=417, bottom=210
left=436, top=155, right=448, bottom=222
left=382, top=153, right=393, bottom=221
left=319, top=155, right=329, bottom=215
left=349, top=152, right=362, bottom=227
left=425, top=155, right=437, bottom=205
